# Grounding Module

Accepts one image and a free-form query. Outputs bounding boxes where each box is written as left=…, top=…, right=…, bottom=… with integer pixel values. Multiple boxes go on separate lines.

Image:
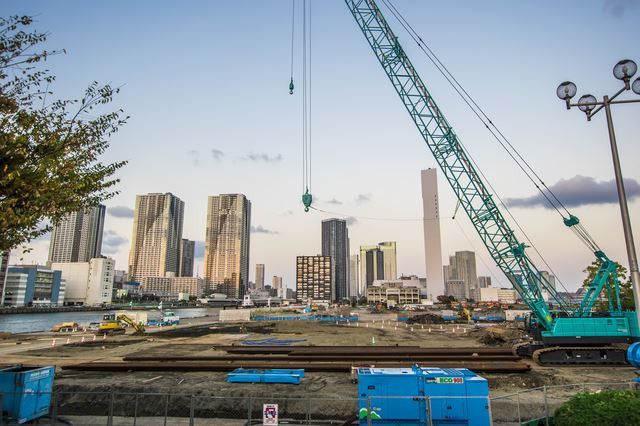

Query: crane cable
left=301, top=0, right=313, bottom=210
left=379, top=0, right=601, bottom=256
left=289, top=0, right=295, bottom=94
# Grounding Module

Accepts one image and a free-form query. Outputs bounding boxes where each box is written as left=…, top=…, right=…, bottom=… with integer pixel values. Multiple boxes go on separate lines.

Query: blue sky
left=5, top=0, right=640, bottom=292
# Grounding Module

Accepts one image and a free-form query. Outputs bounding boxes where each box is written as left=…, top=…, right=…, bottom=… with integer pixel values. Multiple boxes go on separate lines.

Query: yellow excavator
left=97, top=313, right=146, bottom=335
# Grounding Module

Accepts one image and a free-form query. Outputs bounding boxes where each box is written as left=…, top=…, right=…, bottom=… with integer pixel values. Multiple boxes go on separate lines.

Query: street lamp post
left=556, top=59, right=640, bottom=322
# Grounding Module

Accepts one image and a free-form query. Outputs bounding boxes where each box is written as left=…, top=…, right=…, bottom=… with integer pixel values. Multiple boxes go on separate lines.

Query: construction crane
left=343, top=0, right=638, bottom=364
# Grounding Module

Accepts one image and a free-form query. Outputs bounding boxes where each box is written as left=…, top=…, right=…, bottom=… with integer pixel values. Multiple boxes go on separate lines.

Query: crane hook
left=302, top=189, right=312, bottom=212
left=289, top=78, right=295, bottom=95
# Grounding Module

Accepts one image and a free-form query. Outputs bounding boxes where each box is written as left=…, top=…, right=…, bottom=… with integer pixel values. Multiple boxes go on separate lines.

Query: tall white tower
left=421, top=168, right=444, bottom=298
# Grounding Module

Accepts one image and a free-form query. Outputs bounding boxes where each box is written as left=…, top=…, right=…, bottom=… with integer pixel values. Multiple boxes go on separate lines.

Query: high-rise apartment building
left=539, top=271, right=556, bottom=290
left=443, top=251, right=478, bottom=301
left=349, top=254, right=360, bottom=299
left=478, top=276, right=492, bottom=289
left=421, top=168, right=445, bottom=298
left=272, top=275, right=283, bottom=297
left=321, top=219, right=349, bottom=301
left=255, top=264, right=265, bottom=290
left=179, top=239, right=195, bottom=277
left=128, top=193, right=184, bottom=282
left=296, top=255, right=332, bottom=303
left=48, top=205, right=105, bottom=263
left=204, top=194, right=251, bottom=298
left=360, top=242, right=397, bottom=290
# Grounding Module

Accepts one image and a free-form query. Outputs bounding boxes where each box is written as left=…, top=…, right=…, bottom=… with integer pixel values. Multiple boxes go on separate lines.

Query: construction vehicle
left=338, top=0, right=638, bottom=364
left=50, top=322, right=79, bottom=332
left=97, top=313, right=145, bottom=335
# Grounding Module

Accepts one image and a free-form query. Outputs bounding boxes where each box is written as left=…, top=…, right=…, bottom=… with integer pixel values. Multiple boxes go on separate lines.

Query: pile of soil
left=474, top=326, right=523, bottom=346
left=406, top=313, right=445, bottom=325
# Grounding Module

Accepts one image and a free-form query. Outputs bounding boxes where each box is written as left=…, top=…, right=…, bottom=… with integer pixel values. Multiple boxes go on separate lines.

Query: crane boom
left=344, top=0, right=572, bottom=329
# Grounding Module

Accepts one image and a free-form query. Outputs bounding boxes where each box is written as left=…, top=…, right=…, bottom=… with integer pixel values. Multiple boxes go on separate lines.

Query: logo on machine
left=435, top=377, right=464, bottom=384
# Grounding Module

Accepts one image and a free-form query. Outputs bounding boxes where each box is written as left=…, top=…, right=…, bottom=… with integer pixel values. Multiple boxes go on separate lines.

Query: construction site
left=0, top=307, right=637, bottom=424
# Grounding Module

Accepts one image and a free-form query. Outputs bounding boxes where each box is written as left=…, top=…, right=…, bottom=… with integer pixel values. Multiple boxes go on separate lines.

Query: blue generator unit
left=0, top=365, right=55, bottom=424
left=357, top=366, right=490, bottom=426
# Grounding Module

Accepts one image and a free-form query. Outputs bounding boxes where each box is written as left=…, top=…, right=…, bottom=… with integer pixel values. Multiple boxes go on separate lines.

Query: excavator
left=97, top=313, right=146, bottom=336
left=304, top=0, right=639, bottom=364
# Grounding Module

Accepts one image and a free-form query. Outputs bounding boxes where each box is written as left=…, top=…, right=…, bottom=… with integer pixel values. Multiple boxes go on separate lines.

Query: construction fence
left=0, top=381, right=636, bottom=425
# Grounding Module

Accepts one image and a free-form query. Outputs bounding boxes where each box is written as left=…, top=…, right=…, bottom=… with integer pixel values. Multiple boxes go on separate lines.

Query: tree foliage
left=554, top=390, right=640, bottom=426
left=0, top=16, right=128, bottom=253
left=582, top=258, right=635, bottom=310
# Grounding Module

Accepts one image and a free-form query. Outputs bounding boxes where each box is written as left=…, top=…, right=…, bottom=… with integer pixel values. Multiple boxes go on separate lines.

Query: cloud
left=325, top=198, right=343, bottom=205
left=187, top=150, right=199, bottom=166
left=504, top=175, right=640, bottom=209
left=243, top=153, right=283, bottom=163
left=194, top=240, right=205, bottom=259
left=345, top=216, right=358, bottom=226
left=211, top=149, right=224, bottom=160
left=251, top=225, right=278, bottom=235
left=604, top=0, right=638, bottom=17
left=108, top=206, right=134, bottom=219
left=355, top=193, right=372, bottom=205
left=102, top=230, right=128, bottom=254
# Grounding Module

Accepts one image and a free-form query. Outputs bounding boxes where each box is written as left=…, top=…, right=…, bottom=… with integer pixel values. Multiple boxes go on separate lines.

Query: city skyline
left=7, top=1, right=639, bottom=292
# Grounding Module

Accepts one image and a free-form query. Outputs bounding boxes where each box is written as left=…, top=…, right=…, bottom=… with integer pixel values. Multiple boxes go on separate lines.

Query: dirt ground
left=2, top=317, right=635, bottom=423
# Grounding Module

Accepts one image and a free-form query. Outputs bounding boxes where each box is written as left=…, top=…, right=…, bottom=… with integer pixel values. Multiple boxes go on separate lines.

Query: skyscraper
left=48, top=205, right=105, bottom=263
left=128, top=193, right=184, bottom=282
left=360, top=242, right=397, bottom=290
left=421, top=168, right=444, bottom=298
left=321, top=219, right=349, bottom=301
left=296, top=255, right=332, bottom=303
left=443, top=251, right=478, bottom=301
left=179, top=239, right=195, bottom=277
left=255, top=264, right=265, bottom=290
left=349, top=254, right=360, bottom=299
left=204, top=194, right=251, bottom=298
left=378, top=241, right=397, bottom=280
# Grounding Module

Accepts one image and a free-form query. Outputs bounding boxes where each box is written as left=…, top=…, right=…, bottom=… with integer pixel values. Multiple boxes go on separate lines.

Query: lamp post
left=556, top=59, right=640, bottom=321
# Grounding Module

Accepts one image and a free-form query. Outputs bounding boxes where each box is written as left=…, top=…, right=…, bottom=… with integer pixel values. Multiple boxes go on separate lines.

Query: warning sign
left=263, top=403, right=278, bottom=425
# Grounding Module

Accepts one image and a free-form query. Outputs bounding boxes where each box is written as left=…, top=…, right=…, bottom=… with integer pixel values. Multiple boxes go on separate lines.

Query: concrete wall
left=219, top=309, right=251, bottom=322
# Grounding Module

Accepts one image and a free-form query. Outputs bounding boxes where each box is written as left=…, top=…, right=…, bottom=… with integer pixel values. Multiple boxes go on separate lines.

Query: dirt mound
left=406, top=313, right=445, bottom=325
left=475, top=326, right=523, bottom=346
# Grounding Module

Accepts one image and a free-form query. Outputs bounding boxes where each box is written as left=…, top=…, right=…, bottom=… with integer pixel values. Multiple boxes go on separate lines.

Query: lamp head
left=613, top=59, right=637, bottom=86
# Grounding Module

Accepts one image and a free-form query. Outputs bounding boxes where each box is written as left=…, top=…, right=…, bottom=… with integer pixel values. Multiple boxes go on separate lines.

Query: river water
left=0, top=307, right=220, bottom=334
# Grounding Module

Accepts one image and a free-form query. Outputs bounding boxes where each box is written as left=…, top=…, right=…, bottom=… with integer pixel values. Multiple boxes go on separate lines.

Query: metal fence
left=0, top=382, right=636, bottom=425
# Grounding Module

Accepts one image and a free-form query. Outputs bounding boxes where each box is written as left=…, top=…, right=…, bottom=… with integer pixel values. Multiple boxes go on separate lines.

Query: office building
left=444, top=279, right=466, bottom=301
left=378, top=241, right=397, bottom=280
left=349, top=255, right=360, bottom=299
left=478, top=276, right=492, bottom=289
left=204, top=194, right=251, bottom=298
left=1, top=265, right=65, bottom=307
left=52, top=257, right=114, bottom=306
left=480, top=287, right=518, bottom=304
left=0, top=252, right=8, bottom=302
left=321, top=219, right=349, bottom=301
left=296, top=255, right=332, bottom=303
left=179, top=239, right=195, bottom=277
left=140, top=276, right=204, bottom=300
left=443, top=251, right=478, bottom=301
left=421, top=168, right=445, bottom=298
left=48, top=205, right=105, bottom=263
left=128, top=193, right=184, bottom=281
left=360, top=242, right=397, bottom=290
left=539, top=271, right=556, bottom=291
left=255, top=264, right=265, bottom=290
left=367, top=281, right=421, bottom=306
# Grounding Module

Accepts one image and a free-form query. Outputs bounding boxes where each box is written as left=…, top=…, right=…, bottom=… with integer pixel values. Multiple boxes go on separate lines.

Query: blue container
left=357, top=366, right=490, bottom=426
left=0, top=365, right=55, bottom=424
left=227, top=368, right=305, bottom=384
left=627, top=342, right=640, bottom=368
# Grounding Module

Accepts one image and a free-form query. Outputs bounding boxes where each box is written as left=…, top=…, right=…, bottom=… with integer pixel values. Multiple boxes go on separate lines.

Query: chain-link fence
left=0, top=382, right=636, bottom=425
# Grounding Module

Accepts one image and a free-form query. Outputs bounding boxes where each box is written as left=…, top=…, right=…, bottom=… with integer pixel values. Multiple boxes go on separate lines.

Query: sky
left=4, top=0, right=640, bottom=293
